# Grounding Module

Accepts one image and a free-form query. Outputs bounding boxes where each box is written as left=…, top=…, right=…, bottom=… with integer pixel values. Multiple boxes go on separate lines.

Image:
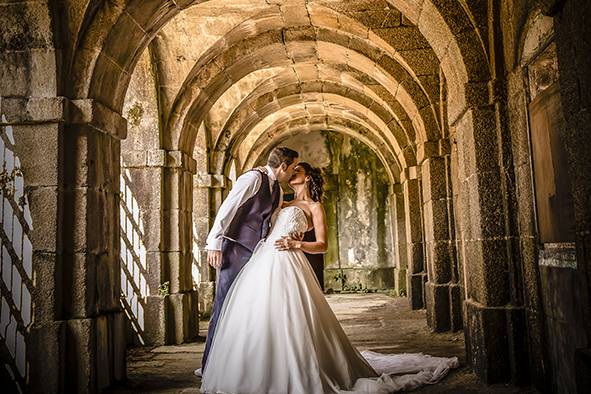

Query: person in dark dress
left=303, top=229, right=325, bottom=291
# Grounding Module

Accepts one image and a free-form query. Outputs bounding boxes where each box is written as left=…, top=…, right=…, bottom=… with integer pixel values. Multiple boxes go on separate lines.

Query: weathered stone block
left=145, top=251, right=163, bottom=295
left=167, top=292, right=190, bottom=344
left=161, top=208, right=183, bottom=251
left=450, top=283, right=463, bottom=331
left=95, top=315, right=111, bottom=391
left=463, top=239, right=511, bottom=306
left=197, top=275, right=213, bottom=310
left=426, top=240, right=453, bottom=283
left=467, top=169, right=506, bottom=239
left=32, top=251, right=60, bottom=323
left=407, top=272, right=427, bottom=310
left=27, top=186, right=59, bottom=252
left=110, top=311, right=127, bottom=382
left=464, top=299, right=528, bottom=384
left=394, top=267, right=407, bottom=296
left=96, top=251, right=121, bottom=313
left=120, top=149, right=147, bottom=167
left=374, top=26, right=430, bottom=51
left=162, top=251, right=191, bottom=294
left=65, top=318, right=96, bottom=392
left=28, top=321, right=65, bottom=393
left=10, top=123, right=60, bottom=187
left=141, top=208, right=163, bottom=251
left=406, top=242, right=424, bottom=273
left=0, top=48, right=58, bottom=97
left=425, top=282, right=451, bottom=332
left=62, top=252, right=97, bottom=319
left=144, top=296, right=168, bottom=345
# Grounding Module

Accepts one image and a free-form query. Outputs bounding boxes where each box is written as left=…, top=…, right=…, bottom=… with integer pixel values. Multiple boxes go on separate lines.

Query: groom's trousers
left=202, top=238, right=254, bottom=371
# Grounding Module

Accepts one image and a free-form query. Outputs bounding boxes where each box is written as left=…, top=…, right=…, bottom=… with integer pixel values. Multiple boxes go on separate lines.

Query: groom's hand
left=207, top=250, right=222, bottom=269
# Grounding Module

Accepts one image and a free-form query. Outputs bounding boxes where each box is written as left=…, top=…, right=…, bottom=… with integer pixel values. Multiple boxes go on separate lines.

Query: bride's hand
left=289, top=231, right=304, bottom=240
left=275, top=236, right=302, bottom=251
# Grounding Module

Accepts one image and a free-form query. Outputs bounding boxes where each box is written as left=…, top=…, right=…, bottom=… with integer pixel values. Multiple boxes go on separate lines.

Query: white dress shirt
left=205, top=165, right=283, bottom=251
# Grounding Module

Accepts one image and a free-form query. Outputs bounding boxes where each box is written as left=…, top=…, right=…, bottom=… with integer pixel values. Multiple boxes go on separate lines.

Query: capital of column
left=194, top=172, right=228, bottom=189
left=121, top=149, right=197, bottom=173
left=400, top=166, right=419, bottom=183
left=417, top=139, right=452, bottom=164
left=68, top=99, right=127, bottom=140
left=0, top=96, right=129, bottom=139
left=0, top=96, right=68, bottom=125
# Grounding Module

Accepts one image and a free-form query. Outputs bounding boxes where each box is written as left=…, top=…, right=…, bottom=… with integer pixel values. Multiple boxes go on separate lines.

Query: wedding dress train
left=201, top=206, right=458, bottom=393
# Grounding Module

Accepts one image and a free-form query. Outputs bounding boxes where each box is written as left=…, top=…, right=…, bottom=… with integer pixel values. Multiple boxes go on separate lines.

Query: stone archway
left=6, top=1, right=591, bottom=392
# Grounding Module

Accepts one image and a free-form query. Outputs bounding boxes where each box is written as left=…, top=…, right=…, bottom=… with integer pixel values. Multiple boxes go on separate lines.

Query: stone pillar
left=454, top=104, right=528, bottom=384
left=391, top=183, right=408, bottom=296
left=1, top=97, right=68, bottom=392
left=120, top=148, right=199, bottom=346
left=193, top=172, right=227, bottom=318
left=421, top=154, right=462, bottom=332
left=120, top=148, right=163, bottom=345
left=161, top=150, right=199, bottom=344
left=61, top=99, right=127, bottom=392
left=402, top=168, right=426, bottom=309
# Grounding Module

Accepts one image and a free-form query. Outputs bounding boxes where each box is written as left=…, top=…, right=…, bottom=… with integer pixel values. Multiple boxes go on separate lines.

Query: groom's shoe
left=194, top=368, right=202, bottom=377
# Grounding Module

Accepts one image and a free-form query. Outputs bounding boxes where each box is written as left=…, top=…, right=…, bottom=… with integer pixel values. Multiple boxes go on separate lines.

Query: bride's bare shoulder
left=309, top=201, right=325, bottom=214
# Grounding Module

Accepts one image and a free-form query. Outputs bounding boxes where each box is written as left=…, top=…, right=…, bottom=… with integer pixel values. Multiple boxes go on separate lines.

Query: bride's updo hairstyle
left=298, top=162, right=324, bottom=202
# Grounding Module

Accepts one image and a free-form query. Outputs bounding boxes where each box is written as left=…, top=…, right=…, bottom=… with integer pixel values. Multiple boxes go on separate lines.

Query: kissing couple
left=198, top=147, right=459, bottom=393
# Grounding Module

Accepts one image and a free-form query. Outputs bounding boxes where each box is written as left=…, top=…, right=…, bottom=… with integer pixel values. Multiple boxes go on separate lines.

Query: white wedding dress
left=201, top=206, right=458, bottom=394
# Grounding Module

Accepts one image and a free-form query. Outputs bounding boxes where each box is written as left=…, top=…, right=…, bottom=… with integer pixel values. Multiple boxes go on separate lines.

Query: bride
left=201, top=163, right=458, bottom=394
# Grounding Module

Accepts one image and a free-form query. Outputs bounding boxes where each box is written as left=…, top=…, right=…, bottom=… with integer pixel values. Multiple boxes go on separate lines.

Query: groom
left=198, top=147, right=299, bottom=375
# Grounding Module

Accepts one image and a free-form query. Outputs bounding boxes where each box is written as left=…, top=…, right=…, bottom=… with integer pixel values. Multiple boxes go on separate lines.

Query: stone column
left=402, top=167, right=426, bottom=309
left=120, top=148, right=164, bottom=345
left=0, top=97, right=70, bottom=392
left=454, top=103, right=528, bottom=383
left=61, top=99, right=127, bottom=392
left=121, top=149, right=199, bottom=346
left=192, top=172, right=227, bottom=317
left=391, top=183, right=408, bottom=296
left=161, top=151, right=199, bottom=344
left=421, top=153, right=462, bottom=332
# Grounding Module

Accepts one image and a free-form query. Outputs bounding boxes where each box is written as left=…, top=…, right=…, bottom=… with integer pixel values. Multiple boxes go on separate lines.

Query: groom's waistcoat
left=224, top=170, right=280, bottom=252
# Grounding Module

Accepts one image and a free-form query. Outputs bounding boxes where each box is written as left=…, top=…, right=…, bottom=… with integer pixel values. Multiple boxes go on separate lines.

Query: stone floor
left=108, top=294, right=536, bottom=393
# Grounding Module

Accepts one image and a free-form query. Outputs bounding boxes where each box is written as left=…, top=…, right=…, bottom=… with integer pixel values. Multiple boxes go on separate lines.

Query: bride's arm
left=292, top=204, right=328, bottom=254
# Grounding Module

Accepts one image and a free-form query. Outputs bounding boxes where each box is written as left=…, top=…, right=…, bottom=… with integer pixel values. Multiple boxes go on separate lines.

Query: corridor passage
left=109, top=294, right=532, bottom=393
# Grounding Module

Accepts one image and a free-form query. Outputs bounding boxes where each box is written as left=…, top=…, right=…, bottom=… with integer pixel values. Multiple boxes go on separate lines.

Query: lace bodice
left=267, top=206, right=308, bottom=241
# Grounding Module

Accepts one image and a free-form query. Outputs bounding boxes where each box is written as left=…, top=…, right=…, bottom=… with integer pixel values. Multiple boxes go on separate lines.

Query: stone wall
left=258, top=131, right=395, bottom=292
left=501, top=1, right=591, bottom=391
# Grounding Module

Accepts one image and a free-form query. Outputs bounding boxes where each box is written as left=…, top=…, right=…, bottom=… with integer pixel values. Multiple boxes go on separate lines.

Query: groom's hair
left=267, top=147, right=299, bottom=168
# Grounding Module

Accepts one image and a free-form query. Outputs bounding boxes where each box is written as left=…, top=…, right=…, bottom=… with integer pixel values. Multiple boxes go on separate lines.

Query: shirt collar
left=265, top=165, right=277, bottom=183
